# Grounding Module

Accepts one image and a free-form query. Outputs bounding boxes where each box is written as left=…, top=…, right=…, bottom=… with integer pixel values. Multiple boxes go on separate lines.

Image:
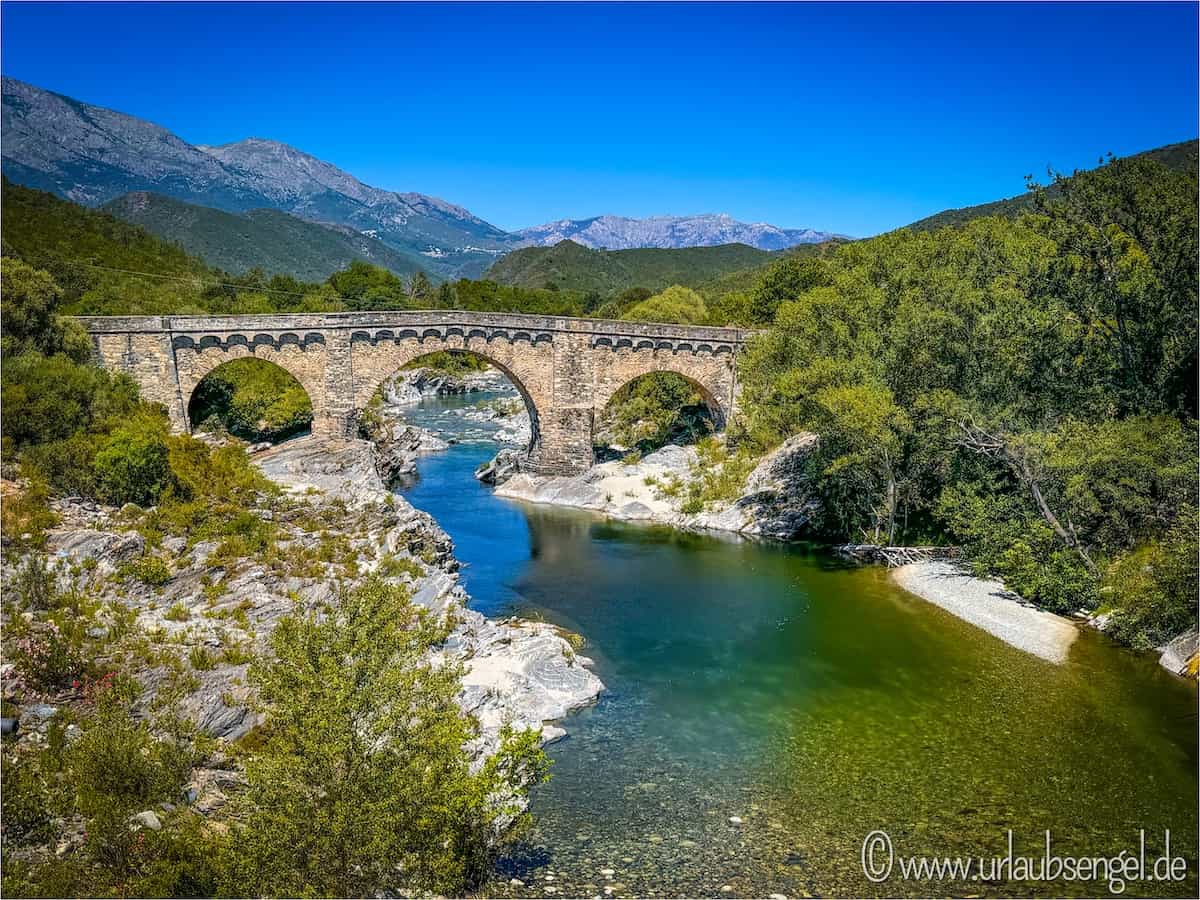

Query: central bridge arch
left=79, top=311, right=750, bottom=475
left=358, top=344, right=544, bottom=455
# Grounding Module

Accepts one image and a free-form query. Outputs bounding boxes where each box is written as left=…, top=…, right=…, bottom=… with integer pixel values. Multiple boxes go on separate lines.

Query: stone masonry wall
left=80, top=312, right=749, bottom=474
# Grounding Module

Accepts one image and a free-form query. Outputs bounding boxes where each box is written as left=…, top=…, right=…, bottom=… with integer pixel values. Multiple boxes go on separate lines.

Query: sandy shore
left=892, top=560, right=1078, bottom=664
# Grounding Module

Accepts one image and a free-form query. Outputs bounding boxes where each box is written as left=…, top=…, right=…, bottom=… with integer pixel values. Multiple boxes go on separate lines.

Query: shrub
left=187, top=358, right=313, bottom=443
left=1103, top=507, right=1200, bottom=649
left=163, top=602, right=189, bottom=622
left=0, top=473, right=59, bottom=550
left=1, top=257, right=92, bottom=362
left=10, top=620, right=89, bottom=691
left=376, top=553, right=424, bottom=580
left=0, top=751, right=57, bottom=847
left=1, top=352, right=139, bottom=449
left=5, top=680, right=219, bottom=898
left=93, top=413, right=175, bottom=507
left=188, top=646, right=216, bottom=671
left=221, top=579, right=549, bottom=897
left=122, top=556, right=172, bottom=588
left=10, top=554, right=57, bottom=610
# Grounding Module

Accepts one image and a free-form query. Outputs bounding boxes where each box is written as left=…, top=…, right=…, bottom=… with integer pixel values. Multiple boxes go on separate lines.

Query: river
left=396, top=390, right=1198, bottom=898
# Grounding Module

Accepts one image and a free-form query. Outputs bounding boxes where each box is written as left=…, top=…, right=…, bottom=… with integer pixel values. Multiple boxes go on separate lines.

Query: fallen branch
left=835, top=544, right=961, bottom=567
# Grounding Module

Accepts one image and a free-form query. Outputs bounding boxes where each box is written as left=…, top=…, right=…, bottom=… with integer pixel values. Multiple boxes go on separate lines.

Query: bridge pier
left=80, top=312, right=748, bottom=477
left=525, top=407, right=595, bottom=476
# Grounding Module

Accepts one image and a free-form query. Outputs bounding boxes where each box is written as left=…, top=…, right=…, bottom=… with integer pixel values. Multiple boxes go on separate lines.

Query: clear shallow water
left=398, top=393, right=1199, bottom=898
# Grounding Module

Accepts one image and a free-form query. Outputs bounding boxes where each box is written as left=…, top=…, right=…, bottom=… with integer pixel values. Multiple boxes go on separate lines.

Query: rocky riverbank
left=4, top=436, right=602, bottom=774
left=255, top=437, right=603, bottom=746
left=891, top=560, right=1078, bottom=664
left=489, top=434, right=822, bottom=541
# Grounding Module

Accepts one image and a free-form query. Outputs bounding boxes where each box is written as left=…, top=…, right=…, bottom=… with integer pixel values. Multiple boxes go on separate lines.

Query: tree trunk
left=955, top=421, right=1099, bottom=575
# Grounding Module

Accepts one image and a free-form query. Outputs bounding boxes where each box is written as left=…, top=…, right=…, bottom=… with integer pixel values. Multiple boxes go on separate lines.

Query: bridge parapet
left=79, top=310, right=752, bottom=475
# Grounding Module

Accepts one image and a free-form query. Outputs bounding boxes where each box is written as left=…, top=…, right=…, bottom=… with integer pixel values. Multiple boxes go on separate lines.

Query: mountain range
left=1, top=77, right=513, bottom=278
left=0, top=77, right=839, bottom=279
left=101, top=192, right=425, bottom=282
left=4, top=76, right=1194, bottom=286
left=514, top=214, right=842, bottom=251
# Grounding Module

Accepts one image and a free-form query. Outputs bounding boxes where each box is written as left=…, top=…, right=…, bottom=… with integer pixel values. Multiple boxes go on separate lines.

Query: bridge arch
left=592, top=367, right=727, bottom=459
left=364, top=348, right=543, bottom=454
left=592, top=361, right=730, bottom=430
left=174, top=341, right=328, bottom=434
left=186, top=356, right=315, bottom=442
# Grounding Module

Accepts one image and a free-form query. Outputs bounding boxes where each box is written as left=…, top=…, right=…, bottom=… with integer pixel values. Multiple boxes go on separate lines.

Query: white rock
left=131, top=810, right=162, bottom=831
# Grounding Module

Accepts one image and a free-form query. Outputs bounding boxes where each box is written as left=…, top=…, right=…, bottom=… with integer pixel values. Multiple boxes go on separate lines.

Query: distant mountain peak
left=515, top=213, right=843, bottom=251
left=1, top=76, right=515, bottom=278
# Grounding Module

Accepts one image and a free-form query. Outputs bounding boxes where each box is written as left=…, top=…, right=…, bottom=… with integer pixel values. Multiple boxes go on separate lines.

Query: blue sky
left=2, top=2, right=1196, bottom=236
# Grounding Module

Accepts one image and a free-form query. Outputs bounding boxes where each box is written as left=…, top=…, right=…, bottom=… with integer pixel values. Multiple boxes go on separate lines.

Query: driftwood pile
left=835, top=544, right=961, bottom=567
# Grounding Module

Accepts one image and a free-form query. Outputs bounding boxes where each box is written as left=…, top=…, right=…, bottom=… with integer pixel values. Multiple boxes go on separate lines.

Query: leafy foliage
left=221, top=579, right=549, bottom=897
left=737, top=150, right=1198, bottom=646
left=188, top=358, right=313, bottom=443
left=93, top=412, right=175, bottom=507
left=596, top=373, right=715, bottom=454
left=622, top=284, right=708, bottom=324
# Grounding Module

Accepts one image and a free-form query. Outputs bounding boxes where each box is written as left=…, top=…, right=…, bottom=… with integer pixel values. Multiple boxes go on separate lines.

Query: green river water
left=397, top=392, right=1198, bottom=898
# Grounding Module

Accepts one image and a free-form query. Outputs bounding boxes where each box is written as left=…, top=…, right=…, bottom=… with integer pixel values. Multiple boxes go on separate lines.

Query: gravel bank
left=892, top=560, right=1078, bottom=664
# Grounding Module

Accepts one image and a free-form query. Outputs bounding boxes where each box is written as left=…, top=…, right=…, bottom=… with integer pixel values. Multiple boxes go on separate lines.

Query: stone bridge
left=79, top=311, right=751, bottom=475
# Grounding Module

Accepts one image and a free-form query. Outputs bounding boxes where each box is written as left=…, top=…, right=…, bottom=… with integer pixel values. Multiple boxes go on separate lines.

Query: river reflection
left=396, top=392, right=1198, bottom=898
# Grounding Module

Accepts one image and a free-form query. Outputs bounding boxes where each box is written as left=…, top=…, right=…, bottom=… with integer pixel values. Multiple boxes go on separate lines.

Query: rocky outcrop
left=1158, top=627, right=1199, bottom=678
left=460, top=402, right=532, bottom=447
left=476, top=448, right=524, bottom=485
left=689, top=433, right=821, bottom=539
left=492, top=434, right=822, bottom=540
left=373, top=422, right=450, bottom=483
left=23, top=437, right=602, bottom=757
left=380, top=366, right=511, bottom=406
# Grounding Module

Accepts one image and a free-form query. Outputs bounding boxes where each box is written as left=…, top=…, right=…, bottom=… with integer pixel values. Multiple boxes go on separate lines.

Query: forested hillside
left=487, top=239, right=778, bottom=294
left=729, top=150, right=1198, bottom=648
left=903, top=138, right=1198, bottom=231
left=102, top=192, right=428, bottom=282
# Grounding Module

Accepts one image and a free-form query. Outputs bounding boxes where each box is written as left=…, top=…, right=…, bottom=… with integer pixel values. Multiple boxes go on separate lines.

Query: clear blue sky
left=2, top=1, right=1196, bottom=236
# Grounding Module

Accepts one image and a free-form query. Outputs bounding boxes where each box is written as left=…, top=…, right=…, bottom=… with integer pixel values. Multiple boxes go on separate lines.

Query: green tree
left=93, top=412, right=175, bottom=506
left=622, top=284, right=708, bottom=325
left=1031, top=154, right=1198, bottom=416
left=1, top=257, right=92, bottom=361
left=596, top=373, right=714, bottom=454
left=221, top=579, right=549, bottom=897
left=408, top=270, right=434, bottom=304
left=1103, top=506, right=1199, bottom=650
left=1, top=352, right=140, bottom=448
left=188, top=358, right=314, bottom=443
left=748, top=254, right=830, bottom=324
